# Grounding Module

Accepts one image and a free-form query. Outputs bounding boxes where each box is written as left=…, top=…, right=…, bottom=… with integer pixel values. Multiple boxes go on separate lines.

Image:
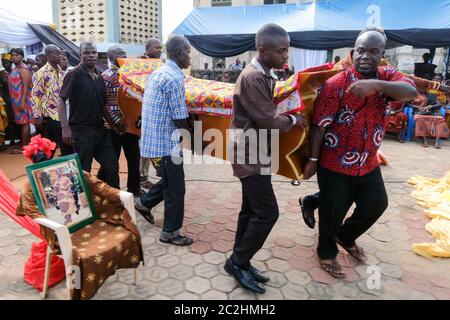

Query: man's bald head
left=107, top=45, right=127, bottom=67
left=255, top=23, right=290, bottom=50
left=107, top=46, right=122, bottom=60
left=44, top=44, right=62, bottom=67
left=145, top=38, right=161, bottom=49
left=145, top=38, right=162, bottom=58
left=352, top=28, right=387, bottom=75
left=44, top=44, right=61, bottom=57
left=80, top=42, right=97, bottom=54
left=80, top=42, right=98, bottom=68
left=355, top=28, right=387, bottom=50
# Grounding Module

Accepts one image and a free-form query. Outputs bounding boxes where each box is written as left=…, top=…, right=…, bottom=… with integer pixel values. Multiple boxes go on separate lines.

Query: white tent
left=0, top=8, right=49, bottom=47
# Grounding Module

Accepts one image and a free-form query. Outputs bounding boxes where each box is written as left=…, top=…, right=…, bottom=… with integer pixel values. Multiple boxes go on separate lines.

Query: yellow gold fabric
left=408, top=172, right=450, bottom=258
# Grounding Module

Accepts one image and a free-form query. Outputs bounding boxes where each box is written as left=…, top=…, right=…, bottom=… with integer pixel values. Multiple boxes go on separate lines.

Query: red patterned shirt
left=313, top=65, right=415, bottom=176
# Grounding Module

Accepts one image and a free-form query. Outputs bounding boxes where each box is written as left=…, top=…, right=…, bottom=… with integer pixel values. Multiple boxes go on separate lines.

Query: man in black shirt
left=58, top=42, right=120, bottom=188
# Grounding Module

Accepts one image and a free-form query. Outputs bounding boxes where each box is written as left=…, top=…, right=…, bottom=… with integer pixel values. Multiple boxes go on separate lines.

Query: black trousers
left=317, top=166, right=388, bottom=260
left=232, top=174, right=279, bottom=269
left=140, top=156, right=185, bottom=233
left=72, top=127, right=120, bottom=189
left=43, top=117, right=74, bottom=156
left=98, top=131, right=140, bottom=194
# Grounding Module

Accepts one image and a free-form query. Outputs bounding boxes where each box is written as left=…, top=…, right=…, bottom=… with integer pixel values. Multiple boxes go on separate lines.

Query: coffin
left=117, top=59, right=338, bottom=180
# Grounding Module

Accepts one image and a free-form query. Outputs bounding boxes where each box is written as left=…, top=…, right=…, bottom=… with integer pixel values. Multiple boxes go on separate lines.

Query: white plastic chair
left=35, top=191, right=139, bottom=299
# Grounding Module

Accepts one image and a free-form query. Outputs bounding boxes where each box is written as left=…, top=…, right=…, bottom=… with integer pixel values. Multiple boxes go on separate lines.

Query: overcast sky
left=0, top=0, right=193, bottom=41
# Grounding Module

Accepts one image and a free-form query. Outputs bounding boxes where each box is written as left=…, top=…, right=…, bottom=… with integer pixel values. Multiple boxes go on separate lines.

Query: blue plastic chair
left=404, top=105, right=414, bottom=141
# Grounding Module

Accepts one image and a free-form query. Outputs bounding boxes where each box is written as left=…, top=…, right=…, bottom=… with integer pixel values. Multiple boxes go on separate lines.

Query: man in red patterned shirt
left=303, top=28, right=417, bottom=278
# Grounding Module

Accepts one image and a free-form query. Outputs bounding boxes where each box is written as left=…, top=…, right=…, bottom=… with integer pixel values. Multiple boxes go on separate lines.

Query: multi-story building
left=191, top=0, right=448, bottom=76
left=52, top=0, right=162, bottom=57
left=194, top=0, right=295, bottom=7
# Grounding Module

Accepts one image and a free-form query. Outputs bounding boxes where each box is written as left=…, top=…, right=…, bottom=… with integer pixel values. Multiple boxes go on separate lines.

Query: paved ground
left=1, top=136, right=450, bottom=300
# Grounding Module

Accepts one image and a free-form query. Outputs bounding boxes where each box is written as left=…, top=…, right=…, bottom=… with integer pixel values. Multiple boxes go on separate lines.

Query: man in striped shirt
left=98, top=46, right=143, bottom=196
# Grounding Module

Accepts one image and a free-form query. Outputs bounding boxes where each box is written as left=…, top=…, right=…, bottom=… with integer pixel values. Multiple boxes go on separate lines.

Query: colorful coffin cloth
left=118, top=59, right=304, bottom=117
left=118, top=58, right=164, bottom=92
left=184, top=76, right=234, bottom=116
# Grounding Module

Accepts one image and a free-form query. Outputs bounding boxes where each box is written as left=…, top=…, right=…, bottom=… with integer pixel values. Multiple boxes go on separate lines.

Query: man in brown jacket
left=225, top=23, right=307, bottom=293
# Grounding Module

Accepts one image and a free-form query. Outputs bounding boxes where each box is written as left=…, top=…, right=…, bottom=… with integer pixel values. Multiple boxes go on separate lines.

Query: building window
left=211, top=0, right=232, bottom=7
left=264, top=0, right=286, bottom=4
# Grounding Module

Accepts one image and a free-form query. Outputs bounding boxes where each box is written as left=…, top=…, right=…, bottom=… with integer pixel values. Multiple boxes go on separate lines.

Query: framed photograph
left=26, top=154, right=97, bottom=233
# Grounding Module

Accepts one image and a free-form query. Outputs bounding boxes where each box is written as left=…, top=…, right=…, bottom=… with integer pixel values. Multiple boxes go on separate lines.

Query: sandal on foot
left=140, top=180, right=153, bottom=189
left=318, top=258, right=346, bottom=278
left=336, top=239, right=367, bottom=263
left=160, top=235, right=193, bottom=246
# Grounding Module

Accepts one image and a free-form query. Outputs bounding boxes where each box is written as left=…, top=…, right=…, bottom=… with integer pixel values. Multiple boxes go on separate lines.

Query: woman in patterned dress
left=0, top=96, right=7, bottom=150
left=414, top=75, right=449, bottom=149
left=54, top=168, right=76, bottom=225
left=7, top=48, right=33, bottom=153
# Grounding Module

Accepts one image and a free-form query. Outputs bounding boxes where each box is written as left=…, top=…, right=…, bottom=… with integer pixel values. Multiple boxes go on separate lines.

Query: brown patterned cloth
left=414, top=115, right=450, bottom=138
left=16, top=172, right=144, bottom=300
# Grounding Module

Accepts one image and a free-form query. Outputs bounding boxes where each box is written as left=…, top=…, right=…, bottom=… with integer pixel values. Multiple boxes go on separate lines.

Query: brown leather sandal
left=140, top=180, right=154, bottom=189
left=318, top=258, right=346, bottom=278
left=336, top=239, right=367, bottom=263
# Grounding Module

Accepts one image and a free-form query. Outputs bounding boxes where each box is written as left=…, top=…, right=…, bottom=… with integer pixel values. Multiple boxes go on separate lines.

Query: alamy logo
left=366, top=265, right=381, bottom=290
left=67, top=265, right=81, bottom=290
left=366, top=5, right=381, bottom=28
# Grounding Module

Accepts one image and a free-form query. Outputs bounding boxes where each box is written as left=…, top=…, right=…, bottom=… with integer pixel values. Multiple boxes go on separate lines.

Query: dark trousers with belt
left=73, top=127, right=120, bottom=189
left=43, top=117, right=74, bottom=156
left=140, top=156, right=185, bottom=234
left=231, top=174, right=279, bottom=269
left=317, top=166, right=388, bottom=260
left=98, top=131, right=141, bottom=194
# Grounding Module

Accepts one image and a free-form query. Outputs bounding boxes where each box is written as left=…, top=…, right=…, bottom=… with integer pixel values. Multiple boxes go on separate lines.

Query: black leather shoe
left=249, top=265, right=270, bottom=283
left=299, top=197, right=316, bottom=229
left=224, top=258, right=265, bottom=294
left=134, top=201, right=155, bottom=224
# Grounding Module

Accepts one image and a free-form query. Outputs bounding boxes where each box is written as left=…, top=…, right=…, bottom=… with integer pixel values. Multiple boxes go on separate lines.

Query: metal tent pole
left=445, top=47, right=450, bottom=79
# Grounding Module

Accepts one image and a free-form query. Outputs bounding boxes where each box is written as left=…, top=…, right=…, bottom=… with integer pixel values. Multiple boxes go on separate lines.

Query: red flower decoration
left=23, top=135, right=57, bottom=161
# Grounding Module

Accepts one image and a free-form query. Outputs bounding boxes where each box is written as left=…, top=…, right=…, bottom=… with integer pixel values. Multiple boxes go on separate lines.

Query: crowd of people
left=1, top=22, right=450, bottom=295
left=0, top=49, right=72, bottom=153
left=385, top=53, right=450, bottom=147
left=205, top=57, right=292, bottom=82
left=0, top=39, right=166, bottom=195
